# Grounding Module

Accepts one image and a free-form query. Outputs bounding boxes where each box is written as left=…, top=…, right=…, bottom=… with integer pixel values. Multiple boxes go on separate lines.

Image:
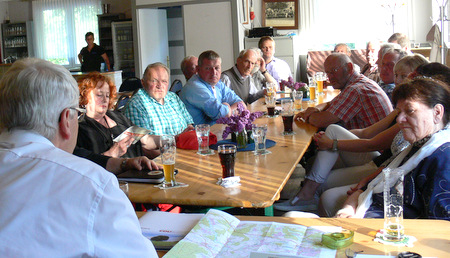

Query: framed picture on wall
left=262, top=0, right=298, bottom=30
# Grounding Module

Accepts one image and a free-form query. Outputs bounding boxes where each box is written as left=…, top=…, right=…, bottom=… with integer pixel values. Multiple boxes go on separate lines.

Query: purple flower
left=215, top=104, right=264, bottom=139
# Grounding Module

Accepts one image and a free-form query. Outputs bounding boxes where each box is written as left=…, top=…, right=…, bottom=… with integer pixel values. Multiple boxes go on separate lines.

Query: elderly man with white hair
left=0, top=58, right=157, bottom=257
left=221, top=49, right=269, bottom=104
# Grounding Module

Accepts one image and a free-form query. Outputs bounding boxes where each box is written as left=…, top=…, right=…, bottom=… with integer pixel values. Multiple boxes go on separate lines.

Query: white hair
left=0, top=58, right=79, bottom=140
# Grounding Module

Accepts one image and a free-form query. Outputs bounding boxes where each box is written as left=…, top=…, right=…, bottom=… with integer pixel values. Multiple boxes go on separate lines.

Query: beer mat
left=154, top=182, right=189, bottom=190
left=210, top=139, right=276, bottom=152
left=374, top=229, right=417, bottom=247
left=217, top=176, right=241, bottom=188
left=117, top=169, right=178, bottom=184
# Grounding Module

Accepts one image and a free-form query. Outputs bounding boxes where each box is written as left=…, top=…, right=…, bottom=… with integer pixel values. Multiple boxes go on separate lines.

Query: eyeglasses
left=325, top=67, right=341, bottom=76
left=149, top=78, right=169, bottom=85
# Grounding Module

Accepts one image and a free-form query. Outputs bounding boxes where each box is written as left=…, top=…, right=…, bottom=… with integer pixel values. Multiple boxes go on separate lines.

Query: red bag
left=176, top=130, right=217, bottom=150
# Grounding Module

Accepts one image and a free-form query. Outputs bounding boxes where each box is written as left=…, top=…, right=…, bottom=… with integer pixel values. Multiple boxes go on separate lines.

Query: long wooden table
left=128, top=90, right=339, bottom=214
left=136, top=211, right=449, bottom=258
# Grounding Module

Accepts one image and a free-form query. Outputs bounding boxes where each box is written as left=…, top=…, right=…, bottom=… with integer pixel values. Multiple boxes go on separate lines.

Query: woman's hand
left=313, top=131, right=333, bottom=150
left=103, top=137, right=133, bottom=158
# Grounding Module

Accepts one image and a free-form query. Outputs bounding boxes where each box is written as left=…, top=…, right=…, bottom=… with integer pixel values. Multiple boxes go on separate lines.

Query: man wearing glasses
left=124, top=62, right=194, bottom=135
left=296, top=53, right=392, bottom=130
left=0, top=58, right=157, bottom=256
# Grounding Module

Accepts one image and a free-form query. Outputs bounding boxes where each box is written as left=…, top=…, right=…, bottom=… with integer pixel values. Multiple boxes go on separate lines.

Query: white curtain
left=33, top=0, right=101, bottom=67
left=298, top=0, right=413, bottom=49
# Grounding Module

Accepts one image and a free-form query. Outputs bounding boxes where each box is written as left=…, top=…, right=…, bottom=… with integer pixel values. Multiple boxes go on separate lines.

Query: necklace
left=103, top=116, right=114, bottom=140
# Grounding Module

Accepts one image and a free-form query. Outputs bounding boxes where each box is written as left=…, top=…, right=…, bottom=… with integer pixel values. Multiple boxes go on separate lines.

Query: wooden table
left=129, top=90, right=339, bottom=214
left=136, top=211, right=449, bottom=258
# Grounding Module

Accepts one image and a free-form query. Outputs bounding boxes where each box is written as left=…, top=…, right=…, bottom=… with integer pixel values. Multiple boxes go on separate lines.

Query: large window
left=33, top=0, right=101, bottom=67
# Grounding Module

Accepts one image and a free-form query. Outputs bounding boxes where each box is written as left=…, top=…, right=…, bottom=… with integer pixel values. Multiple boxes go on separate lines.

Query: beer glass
left=281, top=99, right=295, bottom=135
left=218, top=144, right=236, bottom=178
left=160, top=135, right=177, bottom=187
left=195, top=124, right=214, bottom=155
left=383, top=168, right=405, bottom=241
left=315, top=72, right=324, bottom=95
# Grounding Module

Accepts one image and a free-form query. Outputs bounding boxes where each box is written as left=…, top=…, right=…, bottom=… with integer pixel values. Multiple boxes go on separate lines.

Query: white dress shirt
left=0, top=130, right=157, bottom=257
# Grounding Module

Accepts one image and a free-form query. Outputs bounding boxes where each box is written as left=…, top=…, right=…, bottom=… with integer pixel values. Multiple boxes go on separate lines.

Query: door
left=135, top=8, right=169, bottom=78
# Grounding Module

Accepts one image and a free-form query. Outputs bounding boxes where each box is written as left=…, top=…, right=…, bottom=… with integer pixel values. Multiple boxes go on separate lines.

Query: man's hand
left=335, top=205, right=357, bottom=218
left=125, top=156, right=161, bottom=171
left=258, top=57, right=266, bottom=71
left=223, top=102, right=232, bottom=117
left=295, top=107, right=320, bottom=123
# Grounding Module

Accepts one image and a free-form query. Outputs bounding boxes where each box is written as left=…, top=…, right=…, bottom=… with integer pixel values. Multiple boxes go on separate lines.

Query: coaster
left=154, top=182, right=189, bottom=190
left=197, top=149, right=215, bottom=156
left=374, top=229, right=417, bottom=247
left=217, top=176, right=241, bottom=188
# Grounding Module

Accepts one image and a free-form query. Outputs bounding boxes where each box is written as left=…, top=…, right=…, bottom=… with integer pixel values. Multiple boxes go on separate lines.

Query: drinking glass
left=281, top=99, right=295, bottom=135
left=265, top=82, right=277, bottom=96
left=119, top=181, right=129, bottom=197
left=218, top=144, right=236, bottom=178
left=265, top=94, right=277, bottom=118
left=252, top=124, right=270, bottom=155
left=195, top=124, right=214, bottom=155
left=383, top=168, right=405, bottom=241
left=160, top=135, right=177, bottom=187
left=292, top=90, right=303, bottom=111
left=315, top=72, right=324, bottom=95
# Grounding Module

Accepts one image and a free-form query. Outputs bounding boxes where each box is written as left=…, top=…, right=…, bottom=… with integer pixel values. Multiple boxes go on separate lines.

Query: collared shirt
left=0, top=130, right=157, bottom=257
left=124, top=89, right=194, bottom=135
left=221, top=65, right=264, bottom=104
left=179, top=74, right=243, bottom=125
left=326, top=73, right=393, bottom=130
left=266, top=56, right=292, bottom=88
left=221, top=66, right=259, bottom=94
left=379, top=82, right=395, bottom=103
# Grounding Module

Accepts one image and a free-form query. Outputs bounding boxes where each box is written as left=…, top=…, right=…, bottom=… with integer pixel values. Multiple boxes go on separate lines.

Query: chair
left=119, top=77, right=143, bottom=92
left=169, top=79, right=183, bottom=95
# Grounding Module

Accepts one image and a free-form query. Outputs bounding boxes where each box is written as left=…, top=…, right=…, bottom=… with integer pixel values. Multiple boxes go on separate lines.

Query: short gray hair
left=180, top=55, right=196, bottom=74
left=379, top=43, right=401, bottom=60
left=237, top=49, right=257, bottom=59
left=198, top=50, right=221, bottom=67
left=0, top=58, right=79, bottom=140
left=143, top=62, right=170, bottom=80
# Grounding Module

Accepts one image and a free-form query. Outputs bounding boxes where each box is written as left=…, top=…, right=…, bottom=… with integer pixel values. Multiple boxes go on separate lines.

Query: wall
left=102, top=0, right=132, bottom=18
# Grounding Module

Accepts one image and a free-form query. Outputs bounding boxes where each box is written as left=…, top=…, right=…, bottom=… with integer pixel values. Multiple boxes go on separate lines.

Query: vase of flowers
left=280, top=77, right=308, bottom=99
left=216, top=103, right=263, bottom=149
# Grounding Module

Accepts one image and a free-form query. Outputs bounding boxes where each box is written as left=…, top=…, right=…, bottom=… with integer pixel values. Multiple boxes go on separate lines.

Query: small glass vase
left=232, top=130, right=248, bottom=149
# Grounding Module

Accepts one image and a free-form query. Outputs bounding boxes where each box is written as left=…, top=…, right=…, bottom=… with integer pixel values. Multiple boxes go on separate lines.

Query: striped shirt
left=123, top=89, right=193, bottom=135
left=326, top=73, right=393, bottom=130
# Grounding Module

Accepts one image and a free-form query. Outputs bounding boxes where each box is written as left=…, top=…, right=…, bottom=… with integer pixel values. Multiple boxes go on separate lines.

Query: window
left=33, top=0, right=101, bottom=67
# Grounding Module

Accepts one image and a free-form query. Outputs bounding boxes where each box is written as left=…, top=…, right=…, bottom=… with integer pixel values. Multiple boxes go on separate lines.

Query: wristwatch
left=331, top=139, right=338, bottom=152
left=121, top=159, right=128, bottom=172
left=261, top=70, right=267, bottom=75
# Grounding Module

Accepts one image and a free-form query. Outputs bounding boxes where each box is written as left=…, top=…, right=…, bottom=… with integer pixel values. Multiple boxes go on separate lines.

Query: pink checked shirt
left=326, top=73, right=393, bottom=129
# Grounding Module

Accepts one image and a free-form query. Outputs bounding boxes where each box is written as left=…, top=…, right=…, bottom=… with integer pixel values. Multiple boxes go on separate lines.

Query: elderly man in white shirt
left=0, top=58, right=157, bottom=257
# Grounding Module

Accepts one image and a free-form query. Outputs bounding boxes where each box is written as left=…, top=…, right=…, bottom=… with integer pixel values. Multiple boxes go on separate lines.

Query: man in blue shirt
left=180, top=50, right=245, bottom=125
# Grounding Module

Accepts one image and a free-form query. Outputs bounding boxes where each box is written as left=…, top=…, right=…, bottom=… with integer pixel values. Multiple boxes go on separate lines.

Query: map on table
left=164, top=209, right=338, bottom=258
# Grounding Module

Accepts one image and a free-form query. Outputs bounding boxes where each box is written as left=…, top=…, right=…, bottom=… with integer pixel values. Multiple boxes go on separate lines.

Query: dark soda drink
left=219, top=152, right=236, bottom=178
left=267, top=106, right=275, bottom=116
left=282, top=115, right=294, bottom=132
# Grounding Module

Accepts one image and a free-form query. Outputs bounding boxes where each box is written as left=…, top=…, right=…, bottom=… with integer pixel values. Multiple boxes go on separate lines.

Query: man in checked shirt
left=295, top=53, right=392, bottom=130
left=124, top=62, right=194, bottom=135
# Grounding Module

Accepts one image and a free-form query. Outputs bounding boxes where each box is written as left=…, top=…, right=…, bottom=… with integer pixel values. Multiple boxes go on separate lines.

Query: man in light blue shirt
left=124, top=62, right=194, bottom=135
left=259, top=36, right=292, bottom=90
left=180, top=50, right=245, bottom=125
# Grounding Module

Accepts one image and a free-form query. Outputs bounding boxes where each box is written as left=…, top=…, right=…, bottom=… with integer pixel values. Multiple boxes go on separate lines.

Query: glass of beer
left=160, top=135, right=177, bottom=187
left=218, top=144, right=236, bottom=178
left=292, top=90, right=303, bottom=111
left=383, top=168, right=405, bottom=241
left=315, top=72, right=324, bottom=95
left=281, top=99, right=295, bottom=135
